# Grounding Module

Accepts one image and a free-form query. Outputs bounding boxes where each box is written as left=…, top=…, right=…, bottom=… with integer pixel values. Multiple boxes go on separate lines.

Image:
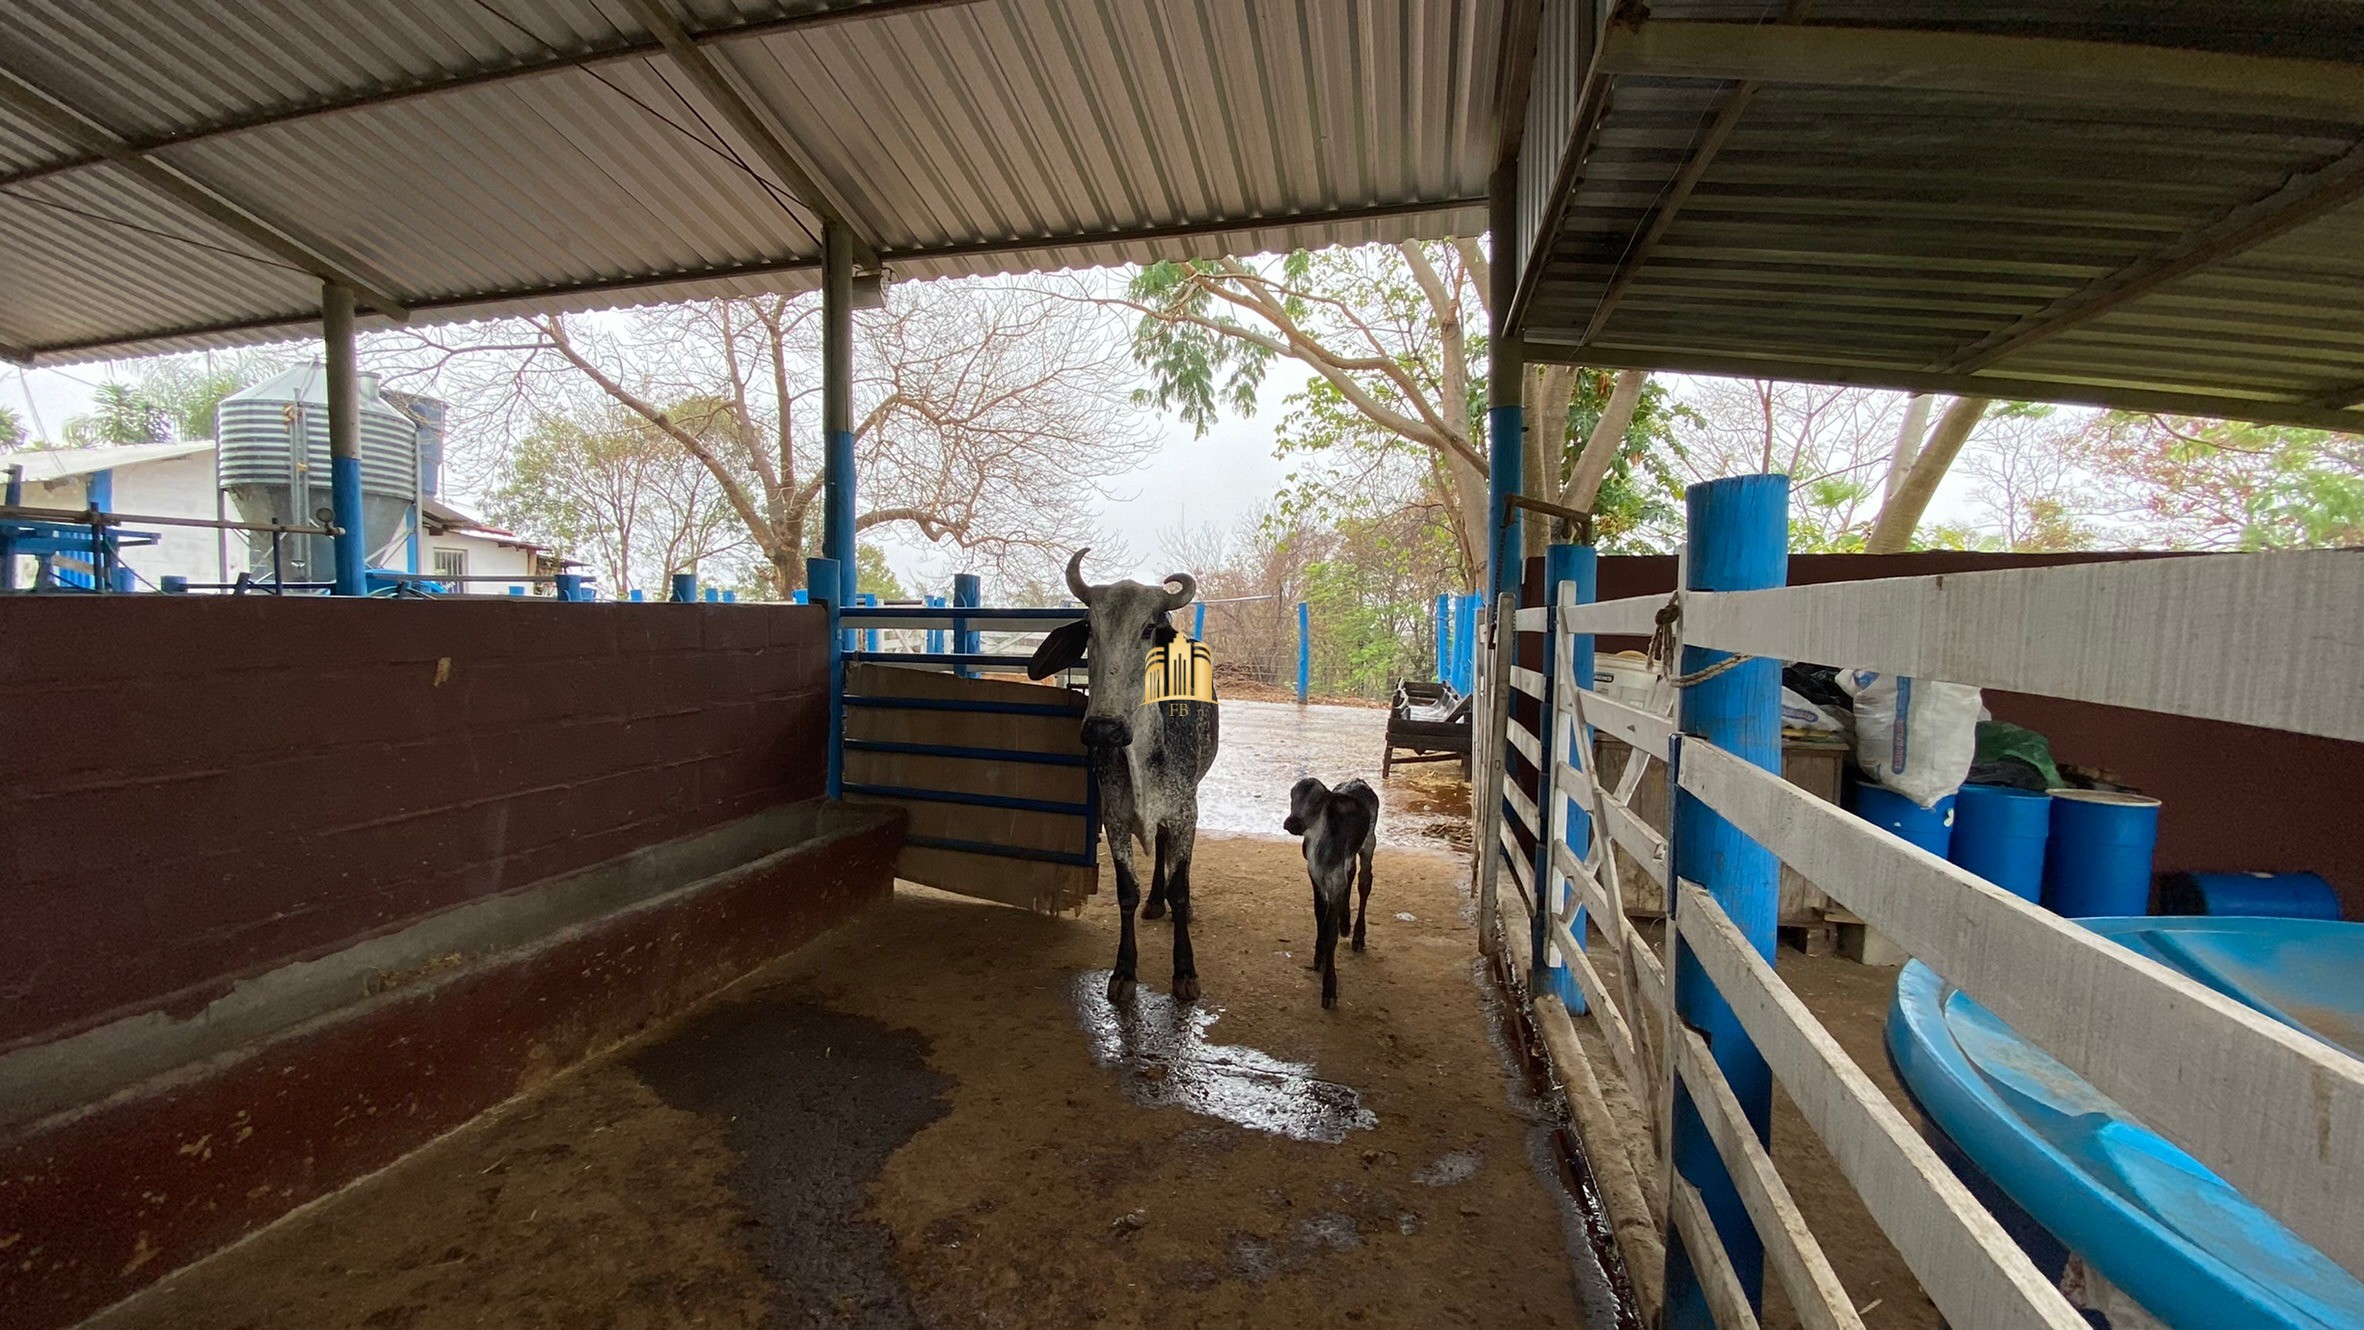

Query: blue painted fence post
left=859, top=593, right=879, bottom=651
left=952, top=573, right=980, bottom=678
left=1296, top=601, right=1311, bottom=702
left=669, top=572, right=696, bottom=603
left=806, top=556, right=844, bottom=801
left=926, top=595, right=946, bottom=655
left=1193, top=599, right=1206, bottom=641
left=628, top=588, right=646, bottom=603
left=554, top=572, right=586, bottom=602
left=1434, top=593, right=1451, bottom=686
left=1664, top=474, right=1790, bottom=1329
left=161, top=575, right=189, bottom=594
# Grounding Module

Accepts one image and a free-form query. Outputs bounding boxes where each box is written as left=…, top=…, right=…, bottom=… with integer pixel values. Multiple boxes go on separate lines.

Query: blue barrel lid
left=1887, top=916, right=2364, bottom=1329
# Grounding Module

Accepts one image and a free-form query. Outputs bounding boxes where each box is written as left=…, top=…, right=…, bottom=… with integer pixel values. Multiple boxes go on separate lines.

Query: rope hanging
left=1645, top=594, right=1758, bottom=689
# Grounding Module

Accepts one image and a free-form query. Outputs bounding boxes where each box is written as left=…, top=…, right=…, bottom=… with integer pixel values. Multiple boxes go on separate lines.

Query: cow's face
left=1027, top=548, right=1193, bottom=751
left=1283, top=777, right=1330, bottom=836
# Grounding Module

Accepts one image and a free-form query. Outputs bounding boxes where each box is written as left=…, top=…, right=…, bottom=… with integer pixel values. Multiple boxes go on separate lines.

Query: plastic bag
left=1779, top=687, right=1848, bottom=737
left=1840, top=670, right=1980, bottom=808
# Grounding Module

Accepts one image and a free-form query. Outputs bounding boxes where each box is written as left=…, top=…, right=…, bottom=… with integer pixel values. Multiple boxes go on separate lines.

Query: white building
left=2, top=442, right=549, bottom=593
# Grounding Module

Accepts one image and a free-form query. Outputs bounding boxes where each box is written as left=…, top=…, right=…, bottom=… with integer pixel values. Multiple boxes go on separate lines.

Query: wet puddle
left=1198, top=700, right=1471, bottom=851
left=1069, top=971, right=1377, bottom=1143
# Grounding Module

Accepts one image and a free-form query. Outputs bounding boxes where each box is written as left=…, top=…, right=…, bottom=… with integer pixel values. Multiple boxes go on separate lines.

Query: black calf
left=1284, top=777, right=1380, bottom=1009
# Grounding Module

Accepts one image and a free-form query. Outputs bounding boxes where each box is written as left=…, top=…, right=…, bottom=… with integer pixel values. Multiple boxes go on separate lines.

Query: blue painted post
left=554, top=572, right=586, bottom=602
left=703, top=586, right=719, bottom=603
left=793, top=589, right=807, bottom=605
left=1296, top=601, right=1311, bottom=702
left=821, top=225, right=858, bottom=634
left=161, top=575, right=189, bottom=594
left=669, top=572, right=696, bottom=603
left=1193, top=599, right=1206, bottom=641
left=1, top=463, right=20, bottom=591
left=722, top=590, right=736, bottom=603
left=1461, top=594, right=1481, bottom=695
left=322, top=283, right=368, bottom=597
left=806, top=556, right=845, bottom=800
left=84, top=468, right=131, bottom=591
left=506, top=585, right=525, bottom=596
left=952, top=573, right=981, bottom=679
left=860, top=593, right=878, bottom=651
left=926, top=595, right=946, bottom=655
left=1664, top=475, right=1790, bottom=1328
left=628, top=588, right=645, bottom=602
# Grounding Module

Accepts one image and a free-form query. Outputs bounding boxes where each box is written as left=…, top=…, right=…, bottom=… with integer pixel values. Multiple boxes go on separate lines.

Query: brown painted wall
left=0, top=597, right=832, bottom=1053
left=1566, top=551, right=2362, bottom=916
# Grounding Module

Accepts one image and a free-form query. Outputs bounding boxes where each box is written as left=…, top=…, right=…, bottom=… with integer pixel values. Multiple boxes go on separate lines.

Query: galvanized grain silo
left=216, top=364, right=418, bottom=583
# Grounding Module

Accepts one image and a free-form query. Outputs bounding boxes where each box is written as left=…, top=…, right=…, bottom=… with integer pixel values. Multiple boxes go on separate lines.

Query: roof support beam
left=0, top=66, right=411, bottom=318
left=2313, top=381, right=2364, bottom=412
left=1577, top=4, right=1812, bottom=348
left=1522, top=337, right=2364, bottom=434
left=0, top=342, right=31, bottom=366
left=1930, top=138, right=2364, bottom=373
left=1593, top=21, right=2364, bottom=123
left=619, top=0, right=883, bottom=266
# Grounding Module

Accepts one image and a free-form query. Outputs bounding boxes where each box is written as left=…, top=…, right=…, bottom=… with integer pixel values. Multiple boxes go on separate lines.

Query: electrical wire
left=0, top=188, right=314, bottom=276
left=465, top=0, right=819, bottom=246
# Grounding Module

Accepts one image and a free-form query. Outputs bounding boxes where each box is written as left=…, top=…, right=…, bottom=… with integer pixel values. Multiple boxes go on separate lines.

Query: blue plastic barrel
left=1949, top=784, right=2051, bottom=901
left=2043, top=789, right=2160, bottom=917
left=1854, top=783, right=1955, bottom=857
left=2178, top=871, right=2342, bottom=921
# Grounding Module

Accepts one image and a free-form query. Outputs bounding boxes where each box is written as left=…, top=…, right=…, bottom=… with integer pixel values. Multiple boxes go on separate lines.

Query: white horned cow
left=1027, top=549, right=1218, bottom=1003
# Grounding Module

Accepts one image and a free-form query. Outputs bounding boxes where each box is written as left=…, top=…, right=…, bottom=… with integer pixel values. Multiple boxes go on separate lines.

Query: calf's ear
left=1027, top=619, right=1091, bottom=680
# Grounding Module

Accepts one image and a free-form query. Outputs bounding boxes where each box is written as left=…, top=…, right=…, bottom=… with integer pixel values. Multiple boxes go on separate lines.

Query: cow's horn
left=1066, top=548, right=1096, bottom=603
left=1161, top=572, right=1196, bottom=612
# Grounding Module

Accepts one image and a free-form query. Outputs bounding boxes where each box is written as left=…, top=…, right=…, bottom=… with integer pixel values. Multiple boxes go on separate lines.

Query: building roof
left=0, top=0, right=1496, bottom=365
left=422, top=494, right=542, bottom=549
left=0, top=439, right=214, bottom=482
left=1505, top=4, right=2364, bottom=431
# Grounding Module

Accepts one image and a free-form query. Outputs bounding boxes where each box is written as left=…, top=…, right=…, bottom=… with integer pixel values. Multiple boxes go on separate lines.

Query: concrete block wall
left=0, top=596, right=831, bottom=1053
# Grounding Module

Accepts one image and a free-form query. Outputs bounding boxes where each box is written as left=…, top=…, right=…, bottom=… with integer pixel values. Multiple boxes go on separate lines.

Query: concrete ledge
left=0, top=799, right=904, bottom=1330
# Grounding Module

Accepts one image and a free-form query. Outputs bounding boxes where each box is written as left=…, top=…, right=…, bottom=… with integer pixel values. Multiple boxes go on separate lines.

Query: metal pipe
left=323, top=282, right=366, bottom=596
left=2, top=464, right=19, bottom=590
left=1487, top=163, right=1525, bottom=602
left=1663, top=474, right=1790, bottom=1329
left=1296, top=600, right=1310, bottom=703
left=0, top=503, right=333, bottom=535
left=1541, top=542, right=1597, bottom=1014
left=952, top=572, right=980, bottom=679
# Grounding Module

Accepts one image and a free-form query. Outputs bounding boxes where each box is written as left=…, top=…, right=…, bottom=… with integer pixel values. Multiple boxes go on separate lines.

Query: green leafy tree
left=62, top=383, right=173, bottom=447
left=854, top=543, right=908, bottom=600
left=487, top=407, right=747, bottom=598
left=0, top=403, right=24, bottom=449
left=2084, top=414, right=2364, bottom=549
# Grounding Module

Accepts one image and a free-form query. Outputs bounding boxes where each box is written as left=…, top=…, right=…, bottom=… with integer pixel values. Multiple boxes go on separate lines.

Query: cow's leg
left=1351, top=845, right=1375, bottom=952
left=1315, top=884, right=1340, bottom=1008
left=1164, top=822, right=1199, bottom=1003
left=1143, top=837, right=1168, bottom=920
left=1108, top=833, right=1142, bottom=1002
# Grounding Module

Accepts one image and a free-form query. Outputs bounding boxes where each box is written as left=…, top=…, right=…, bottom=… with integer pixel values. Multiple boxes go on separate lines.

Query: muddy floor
left=89, top=836, right=1605, bottom=1330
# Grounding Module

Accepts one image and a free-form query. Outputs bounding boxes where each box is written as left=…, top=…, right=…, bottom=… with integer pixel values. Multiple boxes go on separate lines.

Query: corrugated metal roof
left=0, top=0, right=1496, bottom=364
left=1508, top=3, right=2364, bottom=431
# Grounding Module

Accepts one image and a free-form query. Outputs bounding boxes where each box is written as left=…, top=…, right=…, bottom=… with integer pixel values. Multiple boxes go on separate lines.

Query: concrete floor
left=87, top=835, right=1614, bottom=1330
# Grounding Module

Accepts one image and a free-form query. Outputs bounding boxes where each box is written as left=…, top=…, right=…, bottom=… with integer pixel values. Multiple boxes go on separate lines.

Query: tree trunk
left=1564, top=369, right=1649, bottom=518
left=1866, top=396, right=1990, bottom=553
left=1885, top=393, right=1934, bottom=502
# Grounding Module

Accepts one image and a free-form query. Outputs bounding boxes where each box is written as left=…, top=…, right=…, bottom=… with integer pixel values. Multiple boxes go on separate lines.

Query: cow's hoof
left=1321, top=990, right=1338, bottom=1010
left=1351, top=936, right=1366, bottom=953
left=1142, top=898, right=1168, bottom=921
left=1107, top=973, right=1137, bottom=1002
left=1172, top=974, right=1201, bottom=1004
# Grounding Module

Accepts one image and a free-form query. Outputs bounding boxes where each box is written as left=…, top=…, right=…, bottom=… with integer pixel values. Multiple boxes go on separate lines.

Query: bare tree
left=382, top=277, right=1156, bottom=596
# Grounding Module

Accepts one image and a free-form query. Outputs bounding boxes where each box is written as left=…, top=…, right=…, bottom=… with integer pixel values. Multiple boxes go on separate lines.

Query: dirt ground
left=88, top=836, right=1614, bottom=1330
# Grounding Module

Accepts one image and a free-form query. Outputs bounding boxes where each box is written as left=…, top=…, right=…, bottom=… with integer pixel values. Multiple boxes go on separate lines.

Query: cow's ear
left=1027, top=620, right=1091, bottom=680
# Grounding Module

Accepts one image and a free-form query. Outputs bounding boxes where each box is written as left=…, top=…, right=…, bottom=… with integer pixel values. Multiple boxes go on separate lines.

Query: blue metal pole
left=629, top=588, right=646, bottom=603
left=322, top=283, right=368, bottom=597
left=1193, top=599, right=1206, bottom=641
left=1296, top=600, right=1311, bottom=703
left=1664, top=474, right=1789, bottom=1329
left=926, top=594, right=946, bottom=655
left=861, top=593, right=879, bottom=651
left=703, top=586, right=719, bottom=603
left=554, top=572, right=586, bottom=602
left=821, top=224, right=859, bottom=639
left=1434, top=592, right=1450, bottom=684
left=806, top=556, right=845, bottom=800
left=669, top=572, right=696, bottom=603
left=1, top=464, right=19, bottom=591
left=952, top=572, right=981, bottom=679
left=1487, top=408, right=1523, bottom=603
left=161, top=575, right=189, bottom=594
